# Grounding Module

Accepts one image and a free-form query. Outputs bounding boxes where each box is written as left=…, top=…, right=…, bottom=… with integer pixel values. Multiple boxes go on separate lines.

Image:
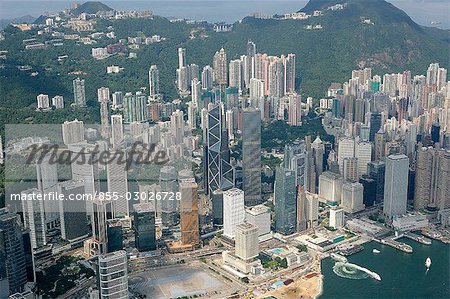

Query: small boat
left=372, top=249, right=380, bottom=254
left=425, top=257, right=431, bottom=269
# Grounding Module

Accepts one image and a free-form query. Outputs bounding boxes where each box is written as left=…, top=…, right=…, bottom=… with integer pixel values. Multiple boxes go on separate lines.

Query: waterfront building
left=383, top=154, right=409, bottom=219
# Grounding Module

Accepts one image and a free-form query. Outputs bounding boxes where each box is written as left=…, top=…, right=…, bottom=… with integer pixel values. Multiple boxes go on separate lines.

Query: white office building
left=223, top=188, right=245, bottom=239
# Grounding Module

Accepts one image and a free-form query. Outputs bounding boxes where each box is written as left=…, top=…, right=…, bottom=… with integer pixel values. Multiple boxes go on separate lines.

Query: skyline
left=0, top=0, right=449, bottom=29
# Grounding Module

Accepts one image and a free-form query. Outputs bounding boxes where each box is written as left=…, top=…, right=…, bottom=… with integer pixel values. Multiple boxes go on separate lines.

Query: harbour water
left=321, top=238, right=450, bottom=298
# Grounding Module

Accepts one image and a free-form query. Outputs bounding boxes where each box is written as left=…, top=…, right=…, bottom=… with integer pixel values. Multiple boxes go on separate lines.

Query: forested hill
left=0, top=0, right=449, bottom=122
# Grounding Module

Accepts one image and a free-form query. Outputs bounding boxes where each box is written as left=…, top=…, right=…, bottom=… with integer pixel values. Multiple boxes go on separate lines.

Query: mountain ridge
left=72, top=1, right=114, bottom=15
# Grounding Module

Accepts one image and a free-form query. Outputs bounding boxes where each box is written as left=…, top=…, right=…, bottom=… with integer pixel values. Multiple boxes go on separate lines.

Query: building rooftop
left=246, top=204, right=270, bottom=216
left=133, top=203, right=154, bottom=213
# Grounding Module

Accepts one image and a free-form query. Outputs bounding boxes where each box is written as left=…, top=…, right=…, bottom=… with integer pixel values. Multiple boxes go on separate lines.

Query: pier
left=375, top=238, right=413, bottom=253
left=404, top=232, right=431, bottom=245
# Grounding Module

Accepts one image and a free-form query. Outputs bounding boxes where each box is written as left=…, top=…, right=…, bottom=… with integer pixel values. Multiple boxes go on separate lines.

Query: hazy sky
left=0, top=0, right=448, bottom=29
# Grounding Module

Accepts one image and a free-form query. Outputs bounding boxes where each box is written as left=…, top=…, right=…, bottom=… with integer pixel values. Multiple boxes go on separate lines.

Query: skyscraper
left=98, top=87, right=110, bottom=139
left=191, top=77, right=201, bottom=108
left=431, top=122, right=440, bottom=144
left=246, top=40, right=256, bottom=58
left=383, top=154, right=409, bottom=219
left=170, top=109, right=185, bottom=144
left=288, top=93, right=302, bottom=126
left=91, top=198, right=112, bottom=255
left=355, top=140, right=372, bottom=177
left=133, top=203, right=156, bottom=251
left=58, top=180, right=89, bottom=242
left=159, top=166, right=178, bottom=226
left=0, top=208, right=27, bottom=294
left=242, top=108, right=261, bottom=206
left=111, top=114, right=124, bottom=148
left=414, top=146, right=450, bottom=210
left=97, top=250, right=128, bottom=299
left=123, top=92, right=148, bottom=123
left=179, top=179, right=200, bottom=247
left=374, top=127, right=386, bottom=161
left=178, top=47, right=186, bottom=69
left=296, top=185, right=307, bottom=232
left=229, top=59, right=243, bottom=92
left=148, top=65, right=160, bottom=98
left=274, top=166, right=297, bottom=235
left=36, top=153, right=59, bottom=228
left=107, top=150, right=129, bottom=218
left=369, top=113, right=382, bottom=141
left=235, top=222, right=259, bottom=261
left=283, top=53, right=296, bottom=94
left=21, top=188, right=46, bottom=249
left=201, top=65, right=214, bottom=90
left=341, top=181, right=365, bottom=213
left=73, top=77, right=86, bottom=107
left=213, top=48, right=227, bottom=85
left=205, top=104, right=234, bottom=195
left=368, top=161, right=385, bottom=204
left=268, top=57, right=284, bottom=97
left=338, top=137, right=355, bottom=173
left=223, top=188, right=245, bottom=239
